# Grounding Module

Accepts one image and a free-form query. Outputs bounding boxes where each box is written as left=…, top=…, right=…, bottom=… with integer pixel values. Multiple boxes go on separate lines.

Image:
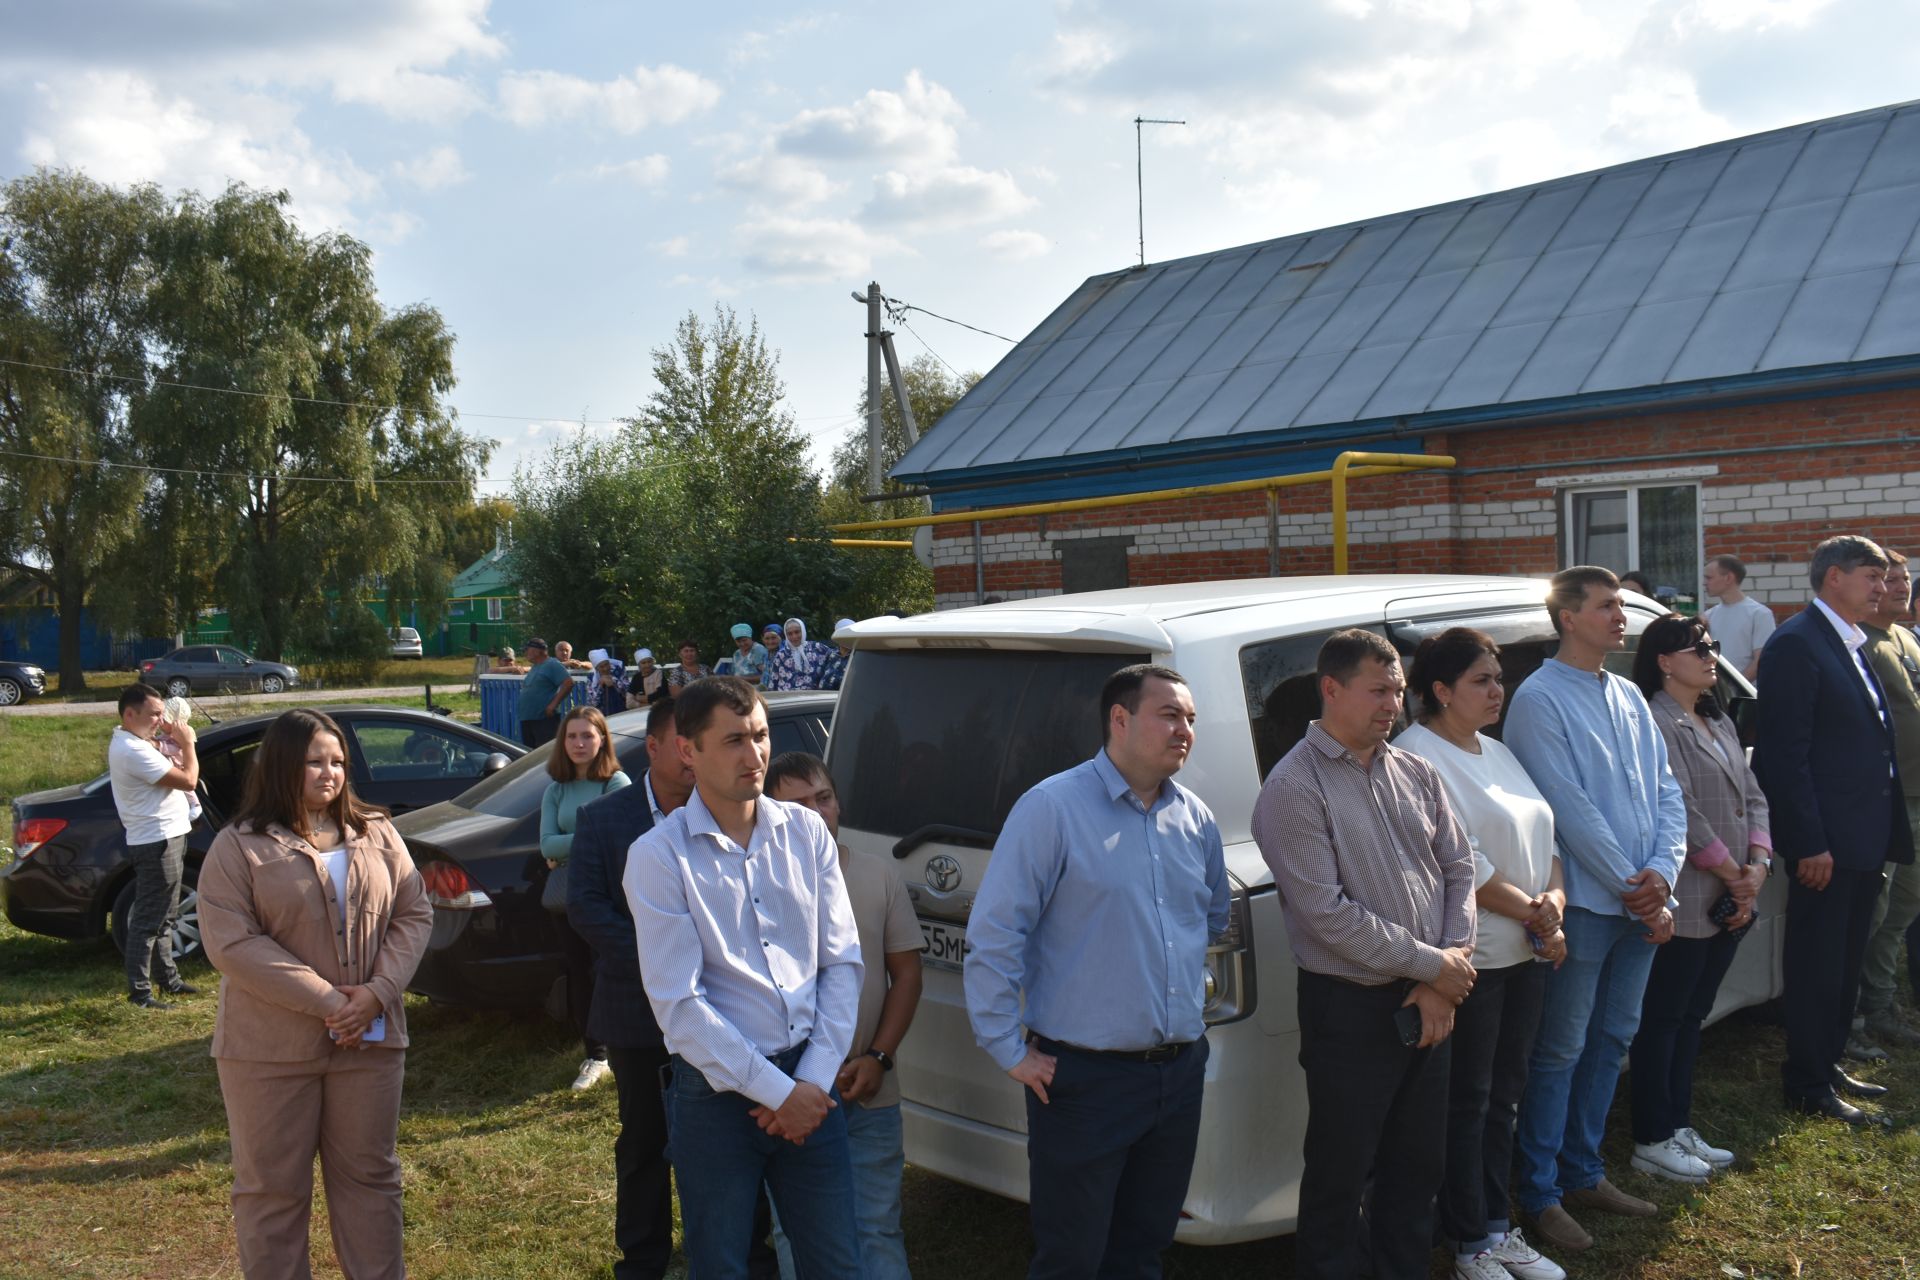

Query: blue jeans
left=1514, top=906, right=1658, bottom=1214
left=772, top=1101, right=911, bottom=1280
left=665, top=1049, right=859, bottom=1280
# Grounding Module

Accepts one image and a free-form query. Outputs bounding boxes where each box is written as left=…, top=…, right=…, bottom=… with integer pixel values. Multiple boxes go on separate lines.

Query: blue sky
left=4, top=0, right=1918, bottom=494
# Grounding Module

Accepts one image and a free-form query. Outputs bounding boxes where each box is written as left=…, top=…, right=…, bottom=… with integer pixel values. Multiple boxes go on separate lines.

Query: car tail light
left=1203, top=882, right=1257, bottom=1025
left=418, top=860, right=492, bottom=910
left=13, top=817, right=68, bottom=858
left=141, top=661, right=155, bottom=674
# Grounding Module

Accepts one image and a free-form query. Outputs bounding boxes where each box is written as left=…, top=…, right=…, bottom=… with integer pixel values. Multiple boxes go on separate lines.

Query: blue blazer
left=566, top=772, right=663, bottom=1050
left=1752, top=604, right=1915, bottom=872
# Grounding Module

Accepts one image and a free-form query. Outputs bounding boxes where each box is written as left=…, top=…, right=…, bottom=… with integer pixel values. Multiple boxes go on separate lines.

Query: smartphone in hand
left=1393, top=1004, right=1423, bottom=1047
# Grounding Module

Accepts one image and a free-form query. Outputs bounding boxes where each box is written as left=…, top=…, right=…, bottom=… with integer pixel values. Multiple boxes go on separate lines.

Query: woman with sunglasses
left=1395, top=627, right=1568, bottom=1280
left=1626, top=615, right=1771, bottom=1183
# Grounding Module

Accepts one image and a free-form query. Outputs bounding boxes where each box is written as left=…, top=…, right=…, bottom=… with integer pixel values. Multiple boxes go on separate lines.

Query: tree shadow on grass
left=0, top=1132, right=229, bottom=1187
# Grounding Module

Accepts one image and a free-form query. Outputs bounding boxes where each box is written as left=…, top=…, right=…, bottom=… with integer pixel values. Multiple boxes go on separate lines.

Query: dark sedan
left=140, top=644, right=300, bottom=698
left=0, top=659, right=47, bottom=705
left=402, top=690, right=835, bottom=1014
left=2, top=706, right=522, bottom=960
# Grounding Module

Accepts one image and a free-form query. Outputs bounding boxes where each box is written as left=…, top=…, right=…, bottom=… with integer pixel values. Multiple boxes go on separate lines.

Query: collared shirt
left=644, top=773, right=669, bottom=826
left=965, top=750, right=1230, bottom=1072
left=1253, top=723, right=1476, bottom=986
left=1864, top=620, right=1920, bottom=795
left=1503, top=659, right=1688, bottom=916
left=1815, top=597, right=1891, bottom=731
left=624, top=788, right=863, bottom=1110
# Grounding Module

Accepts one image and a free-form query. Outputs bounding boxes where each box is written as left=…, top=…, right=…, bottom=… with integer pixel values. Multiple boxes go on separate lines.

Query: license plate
left=919, top=918, right=970, bottom=972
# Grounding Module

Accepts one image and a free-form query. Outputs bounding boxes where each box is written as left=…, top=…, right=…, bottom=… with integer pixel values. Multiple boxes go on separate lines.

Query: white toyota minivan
left=828, top=574, right=1781, bottom=1245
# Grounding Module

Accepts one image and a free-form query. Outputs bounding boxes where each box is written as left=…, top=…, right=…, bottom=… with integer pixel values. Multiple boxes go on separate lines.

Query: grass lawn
left=4, top=723, right=1920, bottom=1276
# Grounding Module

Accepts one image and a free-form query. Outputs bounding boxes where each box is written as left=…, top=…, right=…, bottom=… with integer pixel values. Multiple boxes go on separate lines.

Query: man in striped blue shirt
left=966, top=663, right=1230, bottom=1279
left=626, top=677, right=865, bottom=1279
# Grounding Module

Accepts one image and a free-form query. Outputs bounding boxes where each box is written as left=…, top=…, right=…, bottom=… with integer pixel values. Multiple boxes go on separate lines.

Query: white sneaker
left=1631, top=1136, right=1711, bottom=1184
left=1452, top=1249, right=1511, bottom=1280
left=1488, top=1228, right=1567, bottom=1280
left=571, top=1057, right=612, bottom=1091
left=1674, top=1125, right=1735, bottom=1169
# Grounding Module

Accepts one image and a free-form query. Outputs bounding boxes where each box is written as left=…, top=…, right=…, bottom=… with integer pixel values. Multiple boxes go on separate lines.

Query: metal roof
left=894, top=101, right=1920, bottom=490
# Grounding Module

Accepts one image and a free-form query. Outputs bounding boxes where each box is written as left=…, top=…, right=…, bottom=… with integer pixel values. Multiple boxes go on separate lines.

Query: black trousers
left=1782, top=865, right=1885, bottom=1103
left=555, top=914, right=605, bottom=1060
left=1024, top=1035, right=1209, bottom=1280
left=602, top=1046, right=780, bottom=1280
left=521, top=715, right=558, bottom=748
left=1629, top=929, right=1741, bottom=1143
left=1295, top=970, right=1450, bottom=1280
left=124, top=833, right=185, bottom=998
left=1440, top=960, right=1546, bottom=1249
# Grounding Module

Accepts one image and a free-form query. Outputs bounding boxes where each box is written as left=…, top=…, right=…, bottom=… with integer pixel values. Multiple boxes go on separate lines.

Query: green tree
left=512, top=306, right=854, bottom=660
left=0, top=170, right=165, bottom=690
left=822, top=351, right=978, bottom=619
left=136, top=184, right=488, bottom=660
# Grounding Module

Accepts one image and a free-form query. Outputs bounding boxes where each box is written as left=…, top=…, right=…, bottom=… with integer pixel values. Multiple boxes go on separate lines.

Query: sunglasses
left=1684, top=638, right=1721, bottom=661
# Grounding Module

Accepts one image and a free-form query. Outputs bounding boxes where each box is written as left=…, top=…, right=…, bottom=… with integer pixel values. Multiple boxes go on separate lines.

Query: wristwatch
left=866, top=1048, right=895, bottom=1072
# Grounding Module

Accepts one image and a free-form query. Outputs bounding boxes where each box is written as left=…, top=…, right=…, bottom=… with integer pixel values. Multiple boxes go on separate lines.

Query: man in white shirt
left=108, top=682, right=200, bottom=1008
left=625, top=677, right=864, bottom=1279
left=1704, top=555, right=1776, bottom=682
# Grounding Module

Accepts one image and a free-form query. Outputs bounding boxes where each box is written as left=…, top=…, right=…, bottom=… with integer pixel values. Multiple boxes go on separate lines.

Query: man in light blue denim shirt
left=966, top=663, right=1229, bottom=1279
left=1504, top=566, right=1686, bottom=1256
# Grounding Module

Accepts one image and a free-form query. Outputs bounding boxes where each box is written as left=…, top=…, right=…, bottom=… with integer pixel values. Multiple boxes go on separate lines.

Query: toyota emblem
left=926, top=855, right=963, bottom=894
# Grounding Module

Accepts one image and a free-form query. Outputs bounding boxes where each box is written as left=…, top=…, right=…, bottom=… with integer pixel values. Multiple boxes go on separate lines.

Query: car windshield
left=830, top=649, right=1143, bottom=840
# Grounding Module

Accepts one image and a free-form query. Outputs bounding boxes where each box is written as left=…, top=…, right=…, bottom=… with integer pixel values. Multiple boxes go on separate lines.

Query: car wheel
left=0, top=678, right=21, bottom=705
left=110, top=861, right=204, bottom=963
left=165, top=677, right=191, bottom=699
left=260, top=675, right=286, bottom=695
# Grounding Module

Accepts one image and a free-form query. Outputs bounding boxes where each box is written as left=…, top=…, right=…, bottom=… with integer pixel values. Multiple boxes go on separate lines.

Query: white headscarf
left=785, top=617, right=813, bottom=674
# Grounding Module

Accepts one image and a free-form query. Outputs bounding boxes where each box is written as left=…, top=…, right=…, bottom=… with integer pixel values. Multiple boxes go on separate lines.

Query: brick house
left=891, top=102, right=1920, bottom=615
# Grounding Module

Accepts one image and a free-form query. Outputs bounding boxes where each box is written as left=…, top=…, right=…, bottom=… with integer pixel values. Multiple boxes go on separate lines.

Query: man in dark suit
left=1753, top=534, right=1914, bottom=1126
left=568, top=698, right=778, bottom=1278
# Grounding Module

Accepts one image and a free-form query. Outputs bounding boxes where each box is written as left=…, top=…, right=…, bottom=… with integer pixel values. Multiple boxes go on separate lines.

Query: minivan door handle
left=892, top=824, right=997, bottom=859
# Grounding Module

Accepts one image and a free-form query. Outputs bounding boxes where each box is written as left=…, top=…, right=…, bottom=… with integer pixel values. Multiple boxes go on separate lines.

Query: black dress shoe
left=1832, top=1068, right=1890, bottom=1099
left=162, top=981, right=200, bottom=996
left=127, top=994, right=173, bottom=1010
left=1788, top=1092, right=1885, bottom=1127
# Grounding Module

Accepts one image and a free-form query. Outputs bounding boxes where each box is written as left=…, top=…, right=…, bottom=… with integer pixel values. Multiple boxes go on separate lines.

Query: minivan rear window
left=832, top=649, right=1147, bottom=840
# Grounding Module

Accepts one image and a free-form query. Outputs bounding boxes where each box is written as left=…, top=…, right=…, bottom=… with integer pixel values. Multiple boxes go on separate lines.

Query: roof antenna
left=1134, top=115, right=1186, bottom=268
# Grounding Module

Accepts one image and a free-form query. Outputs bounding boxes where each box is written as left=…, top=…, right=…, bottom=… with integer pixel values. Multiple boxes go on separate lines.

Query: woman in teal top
left=541, top=706, right=630, bottom=1090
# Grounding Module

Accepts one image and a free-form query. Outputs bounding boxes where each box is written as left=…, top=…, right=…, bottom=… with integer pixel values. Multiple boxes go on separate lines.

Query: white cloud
left=738, top=216, right=907, bottom=284
left=1669, top=0, right=1840, bottom=34
left=21, top=71, right=381, bottom=236
left=716, top=150, right=840, bottom=204
left=980, top=229, right=1052, bottom=261
left=653, top=235, right=692, bottom=258
left=668, top=272, right=741, bottom=297
left=396, top=144, right=471, bottom=190
left=861, top=165, right=1035, bottom=230
left=498, top=64, right=722, bottom=134
left=776, top=71, right=962, bottom=164
left=587, top=155, right=672, bottom=186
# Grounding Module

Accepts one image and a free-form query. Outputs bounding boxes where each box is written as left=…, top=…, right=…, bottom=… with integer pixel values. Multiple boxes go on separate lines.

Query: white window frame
left=486, top=596, right=503, bottom=622
left=1555, top=477, right=1705, bottom=592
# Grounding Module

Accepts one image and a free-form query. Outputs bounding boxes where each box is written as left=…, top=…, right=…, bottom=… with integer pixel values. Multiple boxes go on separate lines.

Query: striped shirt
left=624, top=788, right=864, bottom=1110
left=1252, top=722, right=1476, bottom=986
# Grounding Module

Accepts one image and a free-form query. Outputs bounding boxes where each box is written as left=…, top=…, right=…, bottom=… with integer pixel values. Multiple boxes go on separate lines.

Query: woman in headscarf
left=627, top=648, right=667, bottom=708
left=766, top=617, right=837, bottom=691
left=819, top=618, right=855, bottom=690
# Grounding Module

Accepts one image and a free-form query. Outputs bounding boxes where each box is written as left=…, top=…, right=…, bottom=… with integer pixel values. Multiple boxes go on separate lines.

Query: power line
left=894, top=316, right=964, bottom=382
left=0, top=356, right=862, bottom=427
left=879, top=297, right=1017, bottom=344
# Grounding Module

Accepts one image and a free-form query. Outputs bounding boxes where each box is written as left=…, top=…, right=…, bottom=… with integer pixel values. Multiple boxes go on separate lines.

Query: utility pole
left=863, top=281, right=884, bottom=492
left=1134, top=115, right=1186, bottom=268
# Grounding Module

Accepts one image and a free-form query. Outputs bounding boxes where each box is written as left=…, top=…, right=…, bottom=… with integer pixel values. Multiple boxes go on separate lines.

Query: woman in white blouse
left=1396, top=628, right=1569, bottom=1280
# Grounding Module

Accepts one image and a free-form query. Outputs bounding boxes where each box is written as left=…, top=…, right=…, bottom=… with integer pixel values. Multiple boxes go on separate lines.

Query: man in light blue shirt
left=966, top=663, right=1229, bottom=1279
left=625, top=676, right=864, bottom=1280
left=1504, top=566, right=1686, bottom=1255
left=515, top=637, right=574, bottom=747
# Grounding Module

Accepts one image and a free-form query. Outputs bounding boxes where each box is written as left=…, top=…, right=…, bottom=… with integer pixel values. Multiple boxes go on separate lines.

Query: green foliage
left=513, top=306, right=853, bottom=661
left=288, top=596, right=392, bottom=687
left=0, top=170, right=167, bottom=689
left=821, top=350, right=980, bottom=620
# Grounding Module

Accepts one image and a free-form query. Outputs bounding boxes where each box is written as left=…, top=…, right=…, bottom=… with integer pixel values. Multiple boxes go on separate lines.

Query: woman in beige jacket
left=198, top=708, right=432, bottom=1280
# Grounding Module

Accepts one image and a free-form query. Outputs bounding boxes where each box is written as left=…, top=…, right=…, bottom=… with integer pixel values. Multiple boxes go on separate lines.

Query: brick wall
left=927, top=387, right=1920, bottom=611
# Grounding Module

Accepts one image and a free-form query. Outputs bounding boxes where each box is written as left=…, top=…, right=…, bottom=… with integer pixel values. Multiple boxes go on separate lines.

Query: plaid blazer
left=1649, top=690, right=1772, bottom=938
